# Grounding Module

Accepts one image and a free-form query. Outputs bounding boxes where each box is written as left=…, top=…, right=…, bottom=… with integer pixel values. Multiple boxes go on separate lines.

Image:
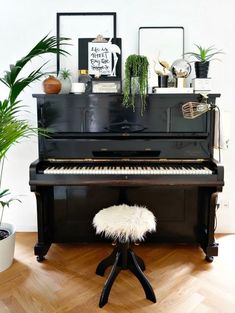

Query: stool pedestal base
left=96, top=242, right=156, bottom=308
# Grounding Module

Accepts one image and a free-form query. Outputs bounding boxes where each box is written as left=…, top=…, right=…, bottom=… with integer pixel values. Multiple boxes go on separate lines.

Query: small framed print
left=92, top=78, right=121, bottom=93
left=79, top=38, right=122, bottom=80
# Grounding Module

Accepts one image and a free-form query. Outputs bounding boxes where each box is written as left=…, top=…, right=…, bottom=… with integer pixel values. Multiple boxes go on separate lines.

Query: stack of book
left=152, top=87, right=194, bottom=94
left=92, top=81, right=120, bottom=93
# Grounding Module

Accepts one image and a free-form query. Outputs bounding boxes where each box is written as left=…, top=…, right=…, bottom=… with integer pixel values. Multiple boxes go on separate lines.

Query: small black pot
left=158, top=75, right=169, bottom=87
left=195, top=61, right=209, bottom=78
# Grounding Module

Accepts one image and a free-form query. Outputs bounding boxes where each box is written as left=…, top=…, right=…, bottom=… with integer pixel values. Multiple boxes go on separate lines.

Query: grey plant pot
left=0, top=223, right=16, bottom=272
left=59, top=77, right=72, bottom=94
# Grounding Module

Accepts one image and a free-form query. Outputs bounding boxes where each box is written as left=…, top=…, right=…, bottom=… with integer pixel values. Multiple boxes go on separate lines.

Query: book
left=152, top=87, right=194, bottom=94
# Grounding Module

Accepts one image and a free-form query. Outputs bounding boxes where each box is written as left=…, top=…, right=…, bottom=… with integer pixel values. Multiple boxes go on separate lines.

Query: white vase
left=59, top=77, right=72, bottom=94
left=0, top=223, right=16, bottom=272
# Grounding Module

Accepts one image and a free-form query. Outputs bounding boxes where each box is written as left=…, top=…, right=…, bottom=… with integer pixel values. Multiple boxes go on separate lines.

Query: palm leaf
left=0, top=33, right=69, bottom=220
left=1, top=34, right=70, bottom=104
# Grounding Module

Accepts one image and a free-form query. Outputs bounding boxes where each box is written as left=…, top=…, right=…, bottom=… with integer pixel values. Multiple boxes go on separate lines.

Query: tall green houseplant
left=123, top=54, right=149, bottom=114
left=0, top=34, right=69, bottom=230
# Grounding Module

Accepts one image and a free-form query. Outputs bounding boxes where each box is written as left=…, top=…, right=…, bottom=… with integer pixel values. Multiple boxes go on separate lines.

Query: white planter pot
left=59, top=77, right=72, bottom=94
left=0, top=223, right=16, bottom=272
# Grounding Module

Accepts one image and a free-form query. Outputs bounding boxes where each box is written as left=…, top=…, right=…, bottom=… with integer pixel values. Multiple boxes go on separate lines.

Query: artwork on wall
left=88, top=41, right=112, bottom=75
left=138, top=27, right=184, bottom=90
left=78, top=37, right=122, bottom=79
left=56, top=12, right=117, bottom=80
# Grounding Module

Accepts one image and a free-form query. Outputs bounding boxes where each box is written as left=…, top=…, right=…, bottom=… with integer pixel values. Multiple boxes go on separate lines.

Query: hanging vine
left=123, top=54, right=149, bottom=114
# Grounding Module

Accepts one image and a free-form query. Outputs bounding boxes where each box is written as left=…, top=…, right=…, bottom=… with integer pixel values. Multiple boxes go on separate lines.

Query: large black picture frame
left=138, top=26, right=184, bottom=90
left=56, top=12, right=117, bottom=75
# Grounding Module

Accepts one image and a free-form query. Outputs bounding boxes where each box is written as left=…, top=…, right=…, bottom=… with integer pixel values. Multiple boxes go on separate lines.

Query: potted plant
left=0, top=34, right=69, bottom=272
left=58, top=68, right=72, bottom=94
left=185, top=44, right=224, bottom=78
left=123, top=54, right=149, bottom=114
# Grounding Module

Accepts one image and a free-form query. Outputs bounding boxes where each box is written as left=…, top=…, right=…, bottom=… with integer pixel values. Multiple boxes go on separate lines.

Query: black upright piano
left=29, top=93, right=224, bottom=262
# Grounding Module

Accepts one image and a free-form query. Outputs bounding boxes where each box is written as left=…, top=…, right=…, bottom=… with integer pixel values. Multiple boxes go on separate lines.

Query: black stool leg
left=135, top=254, right=146, bottom=271
left=96, top=247, right=118, bottom=276
left=128, top=250, right=156, bottom=303
left=99, top=251, right=122, bottom=308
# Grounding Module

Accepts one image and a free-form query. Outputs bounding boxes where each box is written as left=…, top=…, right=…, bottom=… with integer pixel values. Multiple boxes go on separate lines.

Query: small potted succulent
left=59, top=68, right=72, bottom=94
left=185, top=44, right=224, bottom=78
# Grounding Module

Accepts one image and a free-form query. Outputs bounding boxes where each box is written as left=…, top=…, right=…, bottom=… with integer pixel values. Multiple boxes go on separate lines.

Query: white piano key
left=43, top=164, right=213, bottom=175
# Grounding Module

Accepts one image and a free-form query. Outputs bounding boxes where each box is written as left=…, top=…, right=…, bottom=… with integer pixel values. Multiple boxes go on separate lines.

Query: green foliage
left=59, top=68, right=71, bottom=80
left=185, top=44, right=224, bottom=62
left=0, top=34, right=70, bottom=104
left=0, top=34, right=70, bottom=226
left=0, top=189, right=21, bottom=227
left=123, top=54, right=149, bottom=114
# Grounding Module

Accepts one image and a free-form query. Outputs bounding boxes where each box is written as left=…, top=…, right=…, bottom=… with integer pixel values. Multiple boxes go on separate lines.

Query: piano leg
left=201, top=191, right=219, bottom=262
left=33, top=187, right=53, bottom=262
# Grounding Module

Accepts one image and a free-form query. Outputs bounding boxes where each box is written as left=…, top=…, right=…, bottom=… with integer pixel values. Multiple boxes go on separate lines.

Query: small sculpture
left=107, top=38, right=121, bottom=77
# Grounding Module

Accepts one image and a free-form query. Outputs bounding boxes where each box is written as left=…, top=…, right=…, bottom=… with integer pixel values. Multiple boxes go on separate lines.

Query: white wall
left=0, top=0, right=234, bottom=232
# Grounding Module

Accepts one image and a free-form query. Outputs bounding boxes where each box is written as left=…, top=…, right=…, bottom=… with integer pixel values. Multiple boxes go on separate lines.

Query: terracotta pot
left=43, top=75, right=61, bottom=94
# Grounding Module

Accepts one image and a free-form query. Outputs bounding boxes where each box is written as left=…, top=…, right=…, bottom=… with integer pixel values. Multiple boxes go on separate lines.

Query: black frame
left=138, top=26, right=185, bottom=55
left=138, top=26, right=184, bottom=90
left=78, top=38, right=122, bottom=79
left=56, top=12, right=117, bottom=73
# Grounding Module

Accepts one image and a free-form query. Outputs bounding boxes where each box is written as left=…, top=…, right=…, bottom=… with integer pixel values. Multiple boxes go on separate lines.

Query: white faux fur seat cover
left=93, top=204, right=156, bottom=242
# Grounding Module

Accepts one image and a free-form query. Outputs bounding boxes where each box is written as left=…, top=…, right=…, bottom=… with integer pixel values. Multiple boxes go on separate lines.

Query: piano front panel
left=53, top=186, right=120, bottom=242
left=38, top=94, right=210, bottom=134
left=41, top=138, right=211, bottom=159
left=51, top=185, right=200, bottom=243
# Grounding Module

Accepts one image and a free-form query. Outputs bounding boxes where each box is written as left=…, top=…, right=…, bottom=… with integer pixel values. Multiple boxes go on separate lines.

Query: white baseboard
left=15, top=225, right=37, bottom=232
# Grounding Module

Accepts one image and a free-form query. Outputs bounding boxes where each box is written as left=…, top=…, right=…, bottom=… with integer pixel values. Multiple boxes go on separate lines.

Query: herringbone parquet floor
left=0, top=233, right=235, bottom=313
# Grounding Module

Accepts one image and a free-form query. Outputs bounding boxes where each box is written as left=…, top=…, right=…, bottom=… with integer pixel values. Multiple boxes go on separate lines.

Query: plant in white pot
left=0, top=34, right=69, bottom=272
left=59, top=68, right=72, bottom=94
left=0, top=190, right=19, bottom=271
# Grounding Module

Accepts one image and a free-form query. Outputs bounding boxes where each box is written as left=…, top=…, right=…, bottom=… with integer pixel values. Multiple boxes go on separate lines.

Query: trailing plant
left=0, top=34, right=70, bottom=230
left=123, top=54, right=149, bottom=114
left=185, top=44, right=224, bottom=62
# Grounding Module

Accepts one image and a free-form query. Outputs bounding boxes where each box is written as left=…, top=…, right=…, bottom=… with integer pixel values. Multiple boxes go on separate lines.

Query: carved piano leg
left=204, top=191, right=219, bottom=262
left=33, top=187, right=53, bottom=262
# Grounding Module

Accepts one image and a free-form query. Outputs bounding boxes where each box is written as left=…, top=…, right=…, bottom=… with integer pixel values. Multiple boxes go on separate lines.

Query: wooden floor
left=0, top=234, right=235, bottom=313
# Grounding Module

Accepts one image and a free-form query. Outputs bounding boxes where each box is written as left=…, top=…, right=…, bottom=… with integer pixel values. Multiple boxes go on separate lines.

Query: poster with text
left=88, top=42, right=112, bottom=75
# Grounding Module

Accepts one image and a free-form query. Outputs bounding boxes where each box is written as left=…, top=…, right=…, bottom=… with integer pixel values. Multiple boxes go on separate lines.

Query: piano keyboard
left=43, top=165, right=213, bottom=175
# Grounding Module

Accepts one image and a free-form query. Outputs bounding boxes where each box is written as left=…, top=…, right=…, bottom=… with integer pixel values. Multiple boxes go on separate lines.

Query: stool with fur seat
left=93, top=204, right=157, bottom=307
